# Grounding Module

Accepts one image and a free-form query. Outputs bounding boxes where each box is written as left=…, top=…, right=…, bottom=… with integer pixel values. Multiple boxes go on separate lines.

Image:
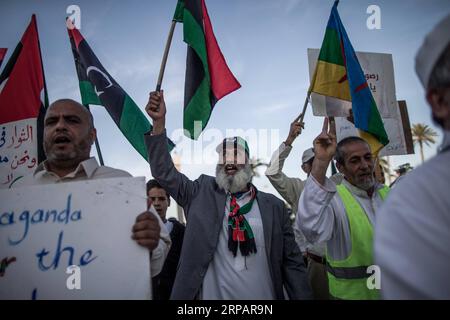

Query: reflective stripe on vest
left=326, top=184, right=389, bottom=300
left=326, top=263, right=370, bottom=279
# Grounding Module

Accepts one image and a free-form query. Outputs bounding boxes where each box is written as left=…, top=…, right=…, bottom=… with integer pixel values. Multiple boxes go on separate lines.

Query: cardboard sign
left=0, top=177, right=151, bottom=299
left=308, top=49, right=411, bottom=156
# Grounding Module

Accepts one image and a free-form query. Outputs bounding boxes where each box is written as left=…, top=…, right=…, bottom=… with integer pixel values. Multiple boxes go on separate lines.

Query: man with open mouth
left=145, top=90, right=312, bottom=300
left=11, top=99, right=171, bottom=282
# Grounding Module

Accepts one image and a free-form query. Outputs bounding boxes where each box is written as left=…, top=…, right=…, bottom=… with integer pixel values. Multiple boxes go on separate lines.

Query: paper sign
left=307, top=49, right=410, bottom=156
left=0, top=118, right=38, bottom=189
left=0, top=177, right=151, bottom=299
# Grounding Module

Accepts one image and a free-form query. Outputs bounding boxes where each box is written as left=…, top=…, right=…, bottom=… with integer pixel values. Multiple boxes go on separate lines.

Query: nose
left=55, top=117, right=68, bottom=131
left=224, top=155, right=237, bottom=165
left=147, top=198, right=152, bottom=209
left=361, top=159, right=373, bottom=171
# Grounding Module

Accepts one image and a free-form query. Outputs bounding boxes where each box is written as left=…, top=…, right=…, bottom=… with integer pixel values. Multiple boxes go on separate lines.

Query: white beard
left=215, top=164, right=253, bottom=193
left=355, top=176, right=376, bottom=191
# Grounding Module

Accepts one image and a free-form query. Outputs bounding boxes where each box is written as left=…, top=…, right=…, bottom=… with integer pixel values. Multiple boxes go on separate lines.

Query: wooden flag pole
left=297, top=91, right=311, bottom=123
left=156, top=20, right=177, bottom=91
left=84, top=104, right=105, bottom=166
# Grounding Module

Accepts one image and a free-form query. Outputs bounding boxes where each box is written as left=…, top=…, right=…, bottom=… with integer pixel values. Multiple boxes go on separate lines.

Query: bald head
left=47, top=99, right=94, bottom=129
left=43, top=99, right=97, bottom=176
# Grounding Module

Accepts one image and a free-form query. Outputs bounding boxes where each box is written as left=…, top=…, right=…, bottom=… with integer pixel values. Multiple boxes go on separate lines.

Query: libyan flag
left=0, top=15, right=48, bottom=163
left=174, top=0, right=241, bottom=140
left=310, top=0, right=389, bottom=155
left=0, top=48, right=7, bottom=69
left=66, top=20, right=174, bottom=161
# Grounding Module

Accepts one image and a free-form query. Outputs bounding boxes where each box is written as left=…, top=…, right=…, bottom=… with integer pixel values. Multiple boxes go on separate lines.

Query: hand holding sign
left=132, top=211, right=161, bottom=251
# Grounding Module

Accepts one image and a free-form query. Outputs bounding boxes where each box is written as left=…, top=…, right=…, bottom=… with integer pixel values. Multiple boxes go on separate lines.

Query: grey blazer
left=145, top=131, right=312, bottom=300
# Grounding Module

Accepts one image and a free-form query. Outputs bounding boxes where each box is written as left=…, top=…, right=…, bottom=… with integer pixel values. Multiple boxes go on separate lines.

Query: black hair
left=146, top=179, right=170, bottom=200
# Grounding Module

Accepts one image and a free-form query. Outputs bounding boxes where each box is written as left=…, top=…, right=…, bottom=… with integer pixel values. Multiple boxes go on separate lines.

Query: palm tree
left=250, top=157, right=269, bottom=177
left=411, top=123, right=438, bottom=163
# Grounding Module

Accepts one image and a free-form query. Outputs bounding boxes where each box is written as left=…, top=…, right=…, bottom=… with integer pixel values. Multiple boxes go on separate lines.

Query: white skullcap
left=415, top=14, right=450, bottom=89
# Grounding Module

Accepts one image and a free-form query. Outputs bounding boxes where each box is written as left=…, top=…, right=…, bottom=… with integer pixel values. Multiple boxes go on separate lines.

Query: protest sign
left=0, top=119, right=38, bottom=189
left=0, top=176, right=151, bottom=299
left=308, top=49, right=410, bottom=156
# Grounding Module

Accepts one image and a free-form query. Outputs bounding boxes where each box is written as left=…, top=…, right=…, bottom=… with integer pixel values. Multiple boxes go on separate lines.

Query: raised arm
left=144, top=91, right=199, bottom=210
left=297, top=118, right=338, bottom=243
left=265, top=116, right=305, bottom=206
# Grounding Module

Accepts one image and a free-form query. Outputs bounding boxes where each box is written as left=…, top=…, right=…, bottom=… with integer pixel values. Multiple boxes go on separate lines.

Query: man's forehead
left=223, top=147, right=246, bottom=154
left=45, top=101, right=87, bottom=118
left=343, top=141, right=371, bottom=157
left=148, top=187, right=166, bottom=195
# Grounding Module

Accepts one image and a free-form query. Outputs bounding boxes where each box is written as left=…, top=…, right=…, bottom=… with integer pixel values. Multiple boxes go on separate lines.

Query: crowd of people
left=11, top=14, right=450, bottom=300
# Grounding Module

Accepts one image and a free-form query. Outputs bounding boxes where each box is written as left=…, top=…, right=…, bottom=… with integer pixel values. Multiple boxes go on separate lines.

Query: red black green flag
left=0, top=48, right=7, bottom=69
left=174, top=0, right=241, bottom=140
left=0, top=15, right=48, bottom=164
left=67, top=20, right=174, bottom=161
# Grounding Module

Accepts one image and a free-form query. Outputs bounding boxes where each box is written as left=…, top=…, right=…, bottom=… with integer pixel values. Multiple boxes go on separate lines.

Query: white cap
left=415, top=14, right=450, bottom=89
left=301, top=148, right=315, bottom=164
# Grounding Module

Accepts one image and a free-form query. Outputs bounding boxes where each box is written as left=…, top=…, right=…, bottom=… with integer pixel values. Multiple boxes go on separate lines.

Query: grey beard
left=215, top=164, right=253, bottom=193
left=355, top=176, right=376, bottom=191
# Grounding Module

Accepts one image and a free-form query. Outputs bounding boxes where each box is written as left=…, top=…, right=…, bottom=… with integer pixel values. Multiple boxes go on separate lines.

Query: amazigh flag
left=0, top=48, right=7, bottom=69
left=66, top=20, right=174, bottom=161
left=0, top=15, right=48, bottom=188
left=310, top=0, right=389, bottom=154
left=174, top=0, right=241, bottom=140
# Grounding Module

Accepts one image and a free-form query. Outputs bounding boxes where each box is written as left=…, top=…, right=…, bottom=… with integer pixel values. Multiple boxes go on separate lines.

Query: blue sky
left=1, top=0, right=449, bottom=217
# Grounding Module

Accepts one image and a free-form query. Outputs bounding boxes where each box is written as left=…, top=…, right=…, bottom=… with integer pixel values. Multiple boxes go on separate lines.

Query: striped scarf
left=227, top=185, right=257, bottom=257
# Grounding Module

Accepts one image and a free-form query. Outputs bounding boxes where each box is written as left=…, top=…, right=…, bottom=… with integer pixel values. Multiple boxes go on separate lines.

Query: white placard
left=307, top=49, right=407, bottom=156
left=0, top=177, right=151, bottom=300
left=0, top=118, right=39, bottom=189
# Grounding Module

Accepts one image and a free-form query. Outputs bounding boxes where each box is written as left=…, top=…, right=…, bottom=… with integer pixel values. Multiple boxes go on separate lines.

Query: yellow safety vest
left=326, top=184, right=389, bottom=300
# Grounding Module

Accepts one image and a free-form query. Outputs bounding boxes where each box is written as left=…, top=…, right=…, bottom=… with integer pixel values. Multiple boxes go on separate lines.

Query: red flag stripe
left=201, top=0, right=241, bottom=101
left=0, top=48, right=7, bottom=67
left=0, top=15, right=44, bottom=124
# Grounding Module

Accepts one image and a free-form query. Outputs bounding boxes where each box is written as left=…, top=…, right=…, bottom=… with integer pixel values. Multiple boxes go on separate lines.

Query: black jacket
left=152, top=217, right=185, bottom=300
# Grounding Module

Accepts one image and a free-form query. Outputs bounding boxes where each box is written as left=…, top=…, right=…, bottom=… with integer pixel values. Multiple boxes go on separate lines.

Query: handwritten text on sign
left=307, top=49, right=408, bottom=156
left=0, top=118, right=38, bottom=189
left=0, top=177, right=150, bottom=299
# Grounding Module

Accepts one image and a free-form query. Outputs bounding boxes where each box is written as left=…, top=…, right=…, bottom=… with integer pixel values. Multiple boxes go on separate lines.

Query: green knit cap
left=216, top=136, right=250, bottom=157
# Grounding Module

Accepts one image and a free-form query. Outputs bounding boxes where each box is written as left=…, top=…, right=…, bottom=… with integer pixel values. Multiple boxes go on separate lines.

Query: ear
left=301, top=163, right=307, bottom=174
left=427, top=89, right=450, bottom=126
left=167, top=196, right=171, bottom=206
left=90, top=128, right=97, bottom=146
left=336, top=161, right=344, bottom=174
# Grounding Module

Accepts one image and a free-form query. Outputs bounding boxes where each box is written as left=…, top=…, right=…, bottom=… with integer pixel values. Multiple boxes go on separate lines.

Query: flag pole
left=84, top=104, right=105, bottom=166
left=156, top=20, right=177, bottom=91
left=297, top=91, right=311, bottom=123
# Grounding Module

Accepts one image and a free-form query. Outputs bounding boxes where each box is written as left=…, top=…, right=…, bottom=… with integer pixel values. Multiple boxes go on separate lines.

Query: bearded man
left=297, top=119, right=390, bottom=300
left=144, top=91, right=311, bottom=300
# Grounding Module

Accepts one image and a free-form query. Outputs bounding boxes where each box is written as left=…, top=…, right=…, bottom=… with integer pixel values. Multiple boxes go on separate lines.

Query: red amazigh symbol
left=338, top=74, right=348, bottom=83
left=354, top=82, right=368, bottom=93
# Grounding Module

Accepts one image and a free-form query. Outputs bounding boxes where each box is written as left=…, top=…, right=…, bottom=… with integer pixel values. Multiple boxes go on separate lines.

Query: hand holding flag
left=146, top=91, right=166, bottom=135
